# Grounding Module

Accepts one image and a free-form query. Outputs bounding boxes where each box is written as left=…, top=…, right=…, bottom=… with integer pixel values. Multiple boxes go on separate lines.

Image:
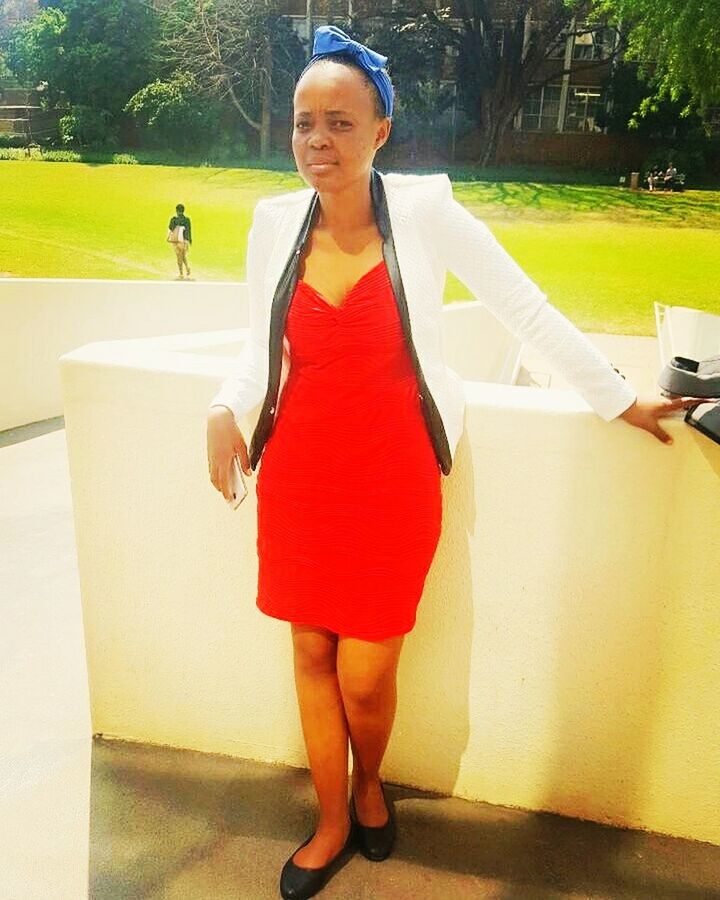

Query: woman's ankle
left=315, top=815, right=352, bottom=838
left=351, top=768, right=380, bottom=791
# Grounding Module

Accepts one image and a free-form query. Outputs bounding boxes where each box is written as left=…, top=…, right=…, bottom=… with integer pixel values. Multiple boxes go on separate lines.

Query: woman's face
left=292, top=61, right=391, bottom=192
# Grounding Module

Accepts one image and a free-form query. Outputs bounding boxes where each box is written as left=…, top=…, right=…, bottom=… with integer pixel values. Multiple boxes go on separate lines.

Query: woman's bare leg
left=337, top=633, right=405, bottom=825
left=289, top=623, right=352, bottom=868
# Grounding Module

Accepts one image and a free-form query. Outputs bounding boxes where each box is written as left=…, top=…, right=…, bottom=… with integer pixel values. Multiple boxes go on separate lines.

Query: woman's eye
left=294, top=120, right=351, bottom=129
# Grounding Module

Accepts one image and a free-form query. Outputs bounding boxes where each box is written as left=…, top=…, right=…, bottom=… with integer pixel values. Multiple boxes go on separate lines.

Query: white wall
left=0, top=278, right=247, bottom=431
left=1, top=280, right=522, bottom=433
left=655, top=302, right=720, bottom=368
left=59, top=312, right=720, bottom=847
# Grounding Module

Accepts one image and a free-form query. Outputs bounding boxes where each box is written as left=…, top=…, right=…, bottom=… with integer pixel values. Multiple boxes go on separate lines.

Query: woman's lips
left=308, top=162, right=336, bottom=172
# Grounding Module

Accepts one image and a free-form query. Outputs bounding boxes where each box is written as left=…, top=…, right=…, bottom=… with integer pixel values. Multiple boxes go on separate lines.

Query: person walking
left=207, top=25, right=700, bottom=900
left=167, top=203, right=192, bottom=280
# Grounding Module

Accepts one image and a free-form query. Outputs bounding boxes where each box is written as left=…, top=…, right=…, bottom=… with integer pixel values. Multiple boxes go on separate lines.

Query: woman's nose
left=308, top=128, right=330, bottom=148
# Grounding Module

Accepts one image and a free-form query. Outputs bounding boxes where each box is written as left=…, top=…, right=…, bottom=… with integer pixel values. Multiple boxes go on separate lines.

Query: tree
left=356, top=2, right=625, bottom=167
left=455, top=1, right=628, bottom=165
left=158, top=0, right=305, bottom=158
left=8, top=0, right=158, bottom=122
left=598, top=59, right=706, bottom=139
left=593, top=0, right=720, bottom=126
left=124, top=70, right=223, bottom=150
left=348, top=9, right=456, bottom=162
left=5, top=4, right=66, bottom=104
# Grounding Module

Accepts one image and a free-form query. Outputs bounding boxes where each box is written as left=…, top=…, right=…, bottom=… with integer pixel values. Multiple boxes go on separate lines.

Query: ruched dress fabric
left=255, top=258, right=442, bottom=640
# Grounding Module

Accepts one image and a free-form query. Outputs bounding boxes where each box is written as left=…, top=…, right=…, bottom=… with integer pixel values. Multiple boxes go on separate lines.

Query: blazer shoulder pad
left=256, top=185, right=315, bottom=210
left=381, top=171, right=453, bottom=216
left=381, top=170, right=451, bottom=194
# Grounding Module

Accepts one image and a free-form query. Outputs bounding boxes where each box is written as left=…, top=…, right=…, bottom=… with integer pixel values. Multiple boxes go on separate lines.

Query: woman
left=207, top=26, right=696, bottom=900
left=167, top=202, right=192, bottom=280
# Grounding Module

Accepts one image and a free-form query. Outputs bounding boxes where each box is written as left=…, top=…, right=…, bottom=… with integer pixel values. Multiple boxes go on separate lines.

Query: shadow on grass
left=453, top=181, right=720, bottom=228
left=3, top=148, right=719, bottom=227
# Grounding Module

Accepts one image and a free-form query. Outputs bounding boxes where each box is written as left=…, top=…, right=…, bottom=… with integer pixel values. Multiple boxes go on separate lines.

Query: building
left=276, top=2, right=720, bottom=171
left=277, top=1, right=619, bottom=136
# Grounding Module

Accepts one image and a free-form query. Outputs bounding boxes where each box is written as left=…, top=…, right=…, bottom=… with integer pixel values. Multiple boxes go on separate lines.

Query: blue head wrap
left=300, top=25, right=393, bottom=118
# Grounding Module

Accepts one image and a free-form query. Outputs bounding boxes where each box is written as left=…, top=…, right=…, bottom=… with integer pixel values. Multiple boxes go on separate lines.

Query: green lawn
left=1, top=160, right=719, bottom=334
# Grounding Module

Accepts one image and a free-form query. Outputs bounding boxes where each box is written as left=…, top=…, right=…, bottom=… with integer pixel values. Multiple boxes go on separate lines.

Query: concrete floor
left=3, top=334, right=720, bottom=899
left=88, top=737, right=720, bottom=900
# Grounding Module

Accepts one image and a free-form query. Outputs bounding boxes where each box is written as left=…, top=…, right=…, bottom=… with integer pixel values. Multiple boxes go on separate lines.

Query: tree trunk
left=477, top=89, right=523, bottom=167
left=260, top=37, right=272, bottom=159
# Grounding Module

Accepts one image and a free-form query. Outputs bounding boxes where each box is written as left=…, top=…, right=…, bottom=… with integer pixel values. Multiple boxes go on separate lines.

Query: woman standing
left=167, top=202, right=192, bottom=280
left=207, top=26, right=695, bottom=900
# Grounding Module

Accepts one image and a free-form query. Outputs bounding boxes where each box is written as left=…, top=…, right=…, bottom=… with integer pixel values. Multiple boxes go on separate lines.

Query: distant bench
left=645, top=171, right=686, bottom=192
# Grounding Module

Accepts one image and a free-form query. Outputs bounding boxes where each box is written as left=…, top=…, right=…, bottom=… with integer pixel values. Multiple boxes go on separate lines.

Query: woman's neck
left=315, top=172, right=374, bottom=234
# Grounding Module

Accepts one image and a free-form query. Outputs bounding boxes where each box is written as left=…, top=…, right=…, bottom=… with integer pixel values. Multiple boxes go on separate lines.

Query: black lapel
left=247, top=188, right=319, bottom=468
left=249, top=167, right=452, bottom=475
left=373, top=169, right=452, bottom=475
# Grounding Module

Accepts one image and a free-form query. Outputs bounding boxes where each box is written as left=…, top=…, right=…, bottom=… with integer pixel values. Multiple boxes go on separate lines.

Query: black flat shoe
left=349, top=782, right=396, bottom=861
left=279, top=826, right=357, bottom=899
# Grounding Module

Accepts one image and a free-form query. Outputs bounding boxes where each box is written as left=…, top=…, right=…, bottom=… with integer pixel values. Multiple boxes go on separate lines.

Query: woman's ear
left=375, top=117, right=391, bottom=151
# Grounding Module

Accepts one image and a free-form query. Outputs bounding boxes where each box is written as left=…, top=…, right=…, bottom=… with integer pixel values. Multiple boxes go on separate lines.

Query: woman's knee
left=336, top=636, right=403, bottom=708
left=291, top=623, right=339, bottom=677
left=338, top=672, right=388, bottom=709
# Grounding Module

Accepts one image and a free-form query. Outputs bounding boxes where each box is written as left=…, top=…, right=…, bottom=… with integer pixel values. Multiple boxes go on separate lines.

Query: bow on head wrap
left=300, top=24, right=393, bottom=118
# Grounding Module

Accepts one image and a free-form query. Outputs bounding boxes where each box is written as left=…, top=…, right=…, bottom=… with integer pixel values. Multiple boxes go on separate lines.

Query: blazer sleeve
left=208, top=201, right=270, bottom=423
left=432, top=175, right=638, bottom=422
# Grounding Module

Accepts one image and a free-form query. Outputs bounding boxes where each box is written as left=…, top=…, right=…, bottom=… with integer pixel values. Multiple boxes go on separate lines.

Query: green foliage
left=110, top=153, right=139, bottom=165
left=7, top=0, right=158, bottom=118
left=598, top=60, right=715, bottom=151
left=347, top=10, right=457, bottom=154
left=6, top=6, right=67, bottom=106
left=157, top=0, right=305, bottom=131
left=124, top=71, right=222, bottom=150
left=32, top=148, right=82, bottom=161
left=0, top=147, right=30, bottom=159
left=0, top=51, right=13, bottom=79
left=59, top=104, right=118, bottom=147
left=641, top=146, right=706, bottom=179
left=594, top=0, right=720, bottom=122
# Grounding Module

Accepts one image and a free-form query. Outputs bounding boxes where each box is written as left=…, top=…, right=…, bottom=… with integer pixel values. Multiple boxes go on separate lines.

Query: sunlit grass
left=1, top=161, right=718, bottom=334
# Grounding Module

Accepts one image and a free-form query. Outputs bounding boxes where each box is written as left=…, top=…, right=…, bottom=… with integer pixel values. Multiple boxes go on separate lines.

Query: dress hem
left=256, top=602, right=415, bottom=641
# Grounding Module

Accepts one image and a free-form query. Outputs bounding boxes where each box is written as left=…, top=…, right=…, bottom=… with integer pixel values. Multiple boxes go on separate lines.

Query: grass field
left=1, top=160, right=719, bottom=335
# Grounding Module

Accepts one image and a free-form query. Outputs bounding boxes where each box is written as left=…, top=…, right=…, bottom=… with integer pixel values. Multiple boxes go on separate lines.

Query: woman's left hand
left=619, top=396, right=710, bottom=444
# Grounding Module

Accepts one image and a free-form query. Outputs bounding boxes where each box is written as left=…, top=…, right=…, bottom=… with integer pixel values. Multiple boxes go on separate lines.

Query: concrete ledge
left=56, top=322, right=720, bottom=847
left=0, top=278, right=248, bottom=431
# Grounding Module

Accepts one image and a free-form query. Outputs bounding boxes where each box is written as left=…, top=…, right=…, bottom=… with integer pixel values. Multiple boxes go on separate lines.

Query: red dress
left=255, top=258, right=442, bottom=640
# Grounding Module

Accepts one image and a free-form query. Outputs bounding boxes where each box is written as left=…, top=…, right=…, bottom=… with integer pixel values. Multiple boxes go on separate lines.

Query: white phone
left=227, top=454, right=249, bottom=509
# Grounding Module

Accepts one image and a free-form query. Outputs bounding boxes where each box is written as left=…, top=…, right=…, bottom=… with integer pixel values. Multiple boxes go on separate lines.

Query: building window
left=564, top=86, right=605, bottom=131
left=572, top=25, right=615, bottom=60
left=517, top=84, right=562, bottom=131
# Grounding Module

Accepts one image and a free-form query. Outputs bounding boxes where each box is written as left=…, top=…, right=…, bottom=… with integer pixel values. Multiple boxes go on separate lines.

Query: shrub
left=124, top=72, right=221, bottom=151
left=40, top=149, right=83, bottom=162
left=58, top=105, right=118, bottom=148
left=641, top=145, right=707, bottom=179
left=111, top=153, right=138, bottom=165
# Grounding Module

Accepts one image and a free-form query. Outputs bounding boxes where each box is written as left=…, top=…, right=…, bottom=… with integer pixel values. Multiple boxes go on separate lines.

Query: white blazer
left=209, top=169, right=637, bottom=473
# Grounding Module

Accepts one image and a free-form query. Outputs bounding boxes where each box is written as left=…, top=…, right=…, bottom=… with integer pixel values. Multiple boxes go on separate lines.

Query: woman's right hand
left=207, top=406, right=252, bottom=501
